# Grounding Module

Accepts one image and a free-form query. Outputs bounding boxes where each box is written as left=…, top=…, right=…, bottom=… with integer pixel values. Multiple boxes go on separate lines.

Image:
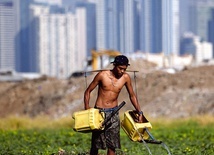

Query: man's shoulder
left=96, top=70, right=109, bottom=77
left=123, top=72, right=131, bottom=81
left=124, top=72, right=130, bottom=77
left=98, top=70, right=110, bottom=75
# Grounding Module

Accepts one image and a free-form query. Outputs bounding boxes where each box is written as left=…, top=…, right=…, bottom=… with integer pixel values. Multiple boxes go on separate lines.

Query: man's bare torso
left=95, top=70, right=127, bottom=108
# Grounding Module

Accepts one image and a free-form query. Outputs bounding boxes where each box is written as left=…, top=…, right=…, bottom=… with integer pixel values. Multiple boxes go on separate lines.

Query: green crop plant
left=0, top=116, right=213, bottom=155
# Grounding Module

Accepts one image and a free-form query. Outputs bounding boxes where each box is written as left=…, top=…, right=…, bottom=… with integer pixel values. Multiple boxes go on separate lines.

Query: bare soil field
left=0, top=59, right=213, bottom=119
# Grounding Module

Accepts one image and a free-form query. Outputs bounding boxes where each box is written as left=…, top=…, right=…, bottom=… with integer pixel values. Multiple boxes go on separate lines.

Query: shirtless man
left=84, top=55, right=143, bottom=155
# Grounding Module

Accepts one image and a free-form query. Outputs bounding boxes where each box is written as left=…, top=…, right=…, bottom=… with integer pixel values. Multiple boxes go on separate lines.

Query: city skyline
left=0, top=0, right=214, bottom=78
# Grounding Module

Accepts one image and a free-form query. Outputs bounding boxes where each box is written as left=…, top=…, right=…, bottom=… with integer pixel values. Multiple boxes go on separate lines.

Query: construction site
left=0, top=54, right=214, bottom=120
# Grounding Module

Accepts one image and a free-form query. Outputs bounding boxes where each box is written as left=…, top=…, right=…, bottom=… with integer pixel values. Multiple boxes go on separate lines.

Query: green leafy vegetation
left=0, top=117, right=213, bottom=155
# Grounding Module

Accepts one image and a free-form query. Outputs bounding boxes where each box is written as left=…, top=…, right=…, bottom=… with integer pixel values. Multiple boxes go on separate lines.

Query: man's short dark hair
left=111, top=55, right=130, bottom=66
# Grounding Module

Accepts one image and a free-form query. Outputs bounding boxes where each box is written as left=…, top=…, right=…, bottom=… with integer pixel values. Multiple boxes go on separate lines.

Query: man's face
left=115, top=65, right=128, bottom=77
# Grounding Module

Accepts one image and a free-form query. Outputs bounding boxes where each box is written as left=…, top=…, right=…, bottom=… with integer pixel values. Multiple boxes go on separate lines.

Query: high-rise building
left=17, top=0, right=34, bottom=72
left=29, top=5, right=50, bottom=73
left=0, top=0, right=34, bottom=72
left=151, top=0, right=162, bottom=54
left=29, top=5, right=79, bottom=78
left=94, top=0, right=121, bottom=52
left=75, top=1, right=96, bottom=56
left=123, top=0, right=139, bottom=54
left=0, top=1, right=16, bottom=70
left=179, top=0, right=190, bottom=36
left=29, top=4, right=92, bottom=78
left=92, top=0, right=140, bottom=54
left=139, top=0, right=179, bottom=61
left=162, top=0, right=180, bottom=57
left=76, top=7, right=88, bottom=71
left=188, top=0, right=214, bottom=41
left=95, top=0, right=108, bottom=50
left=139, top=0, right=151, bottom=53
left=208, top=8, right=214, bottom=56
left=139, top=0, right=162, bottom=54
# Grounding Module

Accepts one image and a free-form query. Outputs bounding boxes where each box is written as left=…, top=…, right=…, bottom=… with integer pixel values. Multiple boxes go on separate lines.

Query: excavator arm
left=91, top=49, right=121, bottom=70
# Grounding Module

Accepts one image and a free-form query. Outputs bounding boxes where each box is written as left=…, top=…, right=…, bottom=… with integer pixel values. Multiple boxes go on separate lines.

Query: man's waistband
left=95, top=106, right=118, bottom=112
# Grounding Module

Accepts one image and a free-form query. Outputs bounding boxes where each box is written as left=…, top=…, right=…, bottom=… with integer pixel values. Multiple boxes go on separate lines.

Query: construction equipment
left=91, top=49, right=121, bottom=70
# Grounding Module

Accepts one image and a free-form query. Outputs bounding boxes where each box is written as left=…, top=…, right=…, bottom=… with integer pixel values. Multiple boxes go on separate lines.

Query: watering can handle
left=101, top=101, right=126, bottom=127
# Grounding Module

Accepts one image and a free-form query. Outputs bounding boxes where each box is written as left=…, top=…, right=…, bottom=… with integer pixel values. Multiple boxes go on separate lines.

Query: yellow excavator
left=91, top=49, right=121, bottom=70
left=70, top=49, right=120, bottom=78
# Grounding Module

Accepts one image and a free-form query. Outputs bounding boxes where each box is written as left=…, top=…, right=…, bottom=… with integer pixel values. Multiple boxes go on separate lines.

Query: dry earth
left=0, top=58, right=213, bottom=119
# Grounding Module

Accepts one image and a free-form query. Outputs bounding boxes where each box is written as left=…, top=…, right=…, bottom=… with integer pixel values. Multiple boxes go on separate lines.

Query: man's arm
left=84, top=73, right=101, bottom=110
left=125, top=74, right=143, bottom=122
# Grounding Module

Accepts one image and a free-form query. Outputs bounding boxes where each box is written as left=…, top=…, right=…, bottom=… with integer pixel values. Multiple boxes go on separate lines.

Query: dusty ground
left=0, top=58, right=213, bottom=119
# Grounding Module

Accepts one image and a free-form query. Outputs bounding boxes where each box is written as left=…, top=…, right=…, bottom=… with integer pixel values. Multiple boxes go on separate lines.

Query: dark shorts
left=91, top=108, right=121, bottom=150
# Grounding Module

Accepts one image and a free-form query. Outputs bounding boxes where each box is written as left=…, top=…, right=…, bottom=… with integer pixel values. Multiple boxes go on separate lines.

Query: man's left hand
left=138, top=114, right=143, bottom=123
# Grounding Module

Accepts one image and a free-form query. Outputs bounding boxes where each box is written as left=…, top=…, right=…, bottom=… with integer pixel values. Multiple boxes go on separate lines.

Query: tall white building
left=76, top=7, right=87, bottom=71
left=39, top=14, right=77, bottom=78
left=162, top=0, right=180, bottom=56
left=139, top=0, right=151, bottom=53
left=0, top=1, right=16, bottom=70
left=29, top=5, right=87, bottom=78
left=123, top=0, right=137, bottom=54
left=95, top=0, right=106, bottom=50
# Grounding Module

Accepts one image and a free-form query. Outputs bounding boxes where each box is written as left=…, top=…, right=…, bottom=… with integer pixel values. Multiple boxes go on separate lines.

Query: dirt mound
left=0, top=59, right=213, bottom=119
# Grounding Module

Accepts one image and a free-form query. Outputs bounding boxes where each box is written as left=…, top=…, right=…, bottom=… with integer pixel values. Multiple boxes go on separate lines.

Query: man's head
left=111, top=55, right=130, bottom=78
left=111, top=55, right=130, bottom=66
